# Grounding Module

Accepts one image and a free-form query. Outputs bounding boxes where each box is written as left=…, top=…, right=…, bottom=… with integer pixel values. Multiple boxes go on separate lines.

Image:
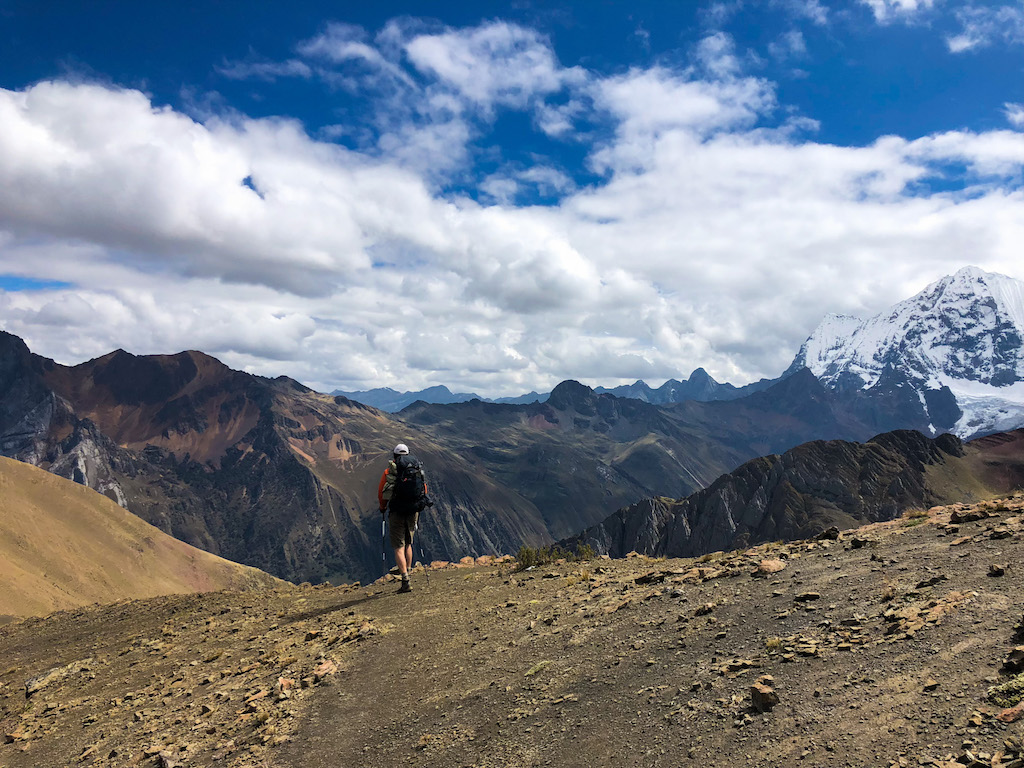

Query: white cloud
left=769, top=29, right=808, bottom=61
left=3, top=19, right=1024, bottom=399
left=1006, top=103, right=1024, bottom=129
left=778, top=0, right=829, bottom=25
left=947, top=4, right=1024, bottom=52
left=694, top=32, right=743, bottom=78
left=403, top=22, right=578, bottom=111
left=861, top=0, right=937, bottom=23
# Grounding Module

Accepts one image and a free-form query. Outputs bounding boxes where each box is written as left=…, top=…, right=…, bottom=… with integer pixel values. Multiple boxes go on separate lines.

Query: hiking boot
left=397, top=579, right=412, bottom=594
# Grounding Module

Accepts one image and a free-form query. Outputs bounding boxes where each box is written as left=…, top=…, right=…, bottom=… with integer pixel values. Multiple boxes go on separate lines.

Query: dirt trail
left=2, top=498, right=1023, bottom=768
left=278, top=500, right=1024, bottom=768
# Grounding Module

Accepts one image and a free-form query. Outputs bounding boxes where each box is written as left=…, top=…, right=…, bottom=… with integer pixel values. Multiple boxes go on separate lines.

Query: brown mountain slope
left=0, top=456, right=283, bottom=619
left=0, top=331, right=553, bottom=583
left=0, top=496, right=1022, bottom=767
left=570, top=429, right=1024, bottom=560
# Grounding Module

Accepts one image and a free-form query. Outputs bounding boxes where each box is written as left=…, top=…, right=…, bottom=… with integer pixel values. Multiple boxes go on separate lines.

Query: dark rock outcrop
left=570, top=430, right=966, bottom=559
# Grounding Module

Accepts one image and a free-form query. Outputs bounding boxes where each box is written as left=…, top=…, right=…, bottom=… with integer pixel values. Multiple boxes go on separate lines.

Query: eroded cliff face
left=571, top=430, right=975, bottom=559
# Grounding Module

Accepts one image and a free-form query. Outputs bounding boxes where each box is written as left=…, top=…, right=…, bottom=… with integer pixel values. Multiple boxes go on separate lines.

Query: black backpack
left=391, top=454, right=427, bottom=513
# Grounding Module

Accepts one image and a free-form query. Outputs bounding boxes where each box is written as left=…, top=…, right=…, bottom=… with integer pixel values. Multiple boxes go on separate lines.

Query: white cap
left=393, top=443, right=409, bottom=455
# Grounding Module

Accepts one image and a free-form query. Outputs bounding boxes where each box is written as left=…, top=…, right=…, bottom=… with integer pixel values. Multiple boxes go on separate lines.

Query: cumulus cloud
left=3, top=18, right=1024, bottom=397
left=403, top=22, right=579, bottom=111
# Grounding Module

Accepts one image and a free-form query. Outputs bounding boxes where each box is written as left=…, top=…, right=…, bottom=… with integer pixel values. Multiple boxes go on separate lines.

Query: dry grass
left=0, top=457, right=282, bottom=617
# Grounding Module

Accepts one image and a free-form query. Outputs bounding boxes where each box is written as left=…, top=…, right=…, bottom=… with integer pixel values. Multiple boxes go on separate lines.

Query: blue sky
left=2, top=0, right=1024, bottom=395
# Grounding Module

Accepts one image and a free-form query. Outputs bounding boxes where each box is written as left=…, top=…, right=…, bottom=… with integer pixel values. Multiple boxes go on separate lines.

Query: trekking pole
left=416, top=518, right=430, bottom=588
left=381, top=510, right=387, bottom=581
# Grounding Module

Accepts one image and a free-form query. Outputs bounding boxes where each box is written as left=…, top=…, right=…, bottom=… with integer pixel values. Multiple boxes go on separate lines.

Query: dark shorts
left=388, top=510, right=418, bottom=549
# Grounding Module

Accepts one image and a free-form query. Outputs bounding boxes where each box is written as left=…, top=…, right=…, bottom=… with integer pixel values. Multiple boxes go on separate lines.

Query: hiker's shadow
left=280, top=592, right=385, bottom=625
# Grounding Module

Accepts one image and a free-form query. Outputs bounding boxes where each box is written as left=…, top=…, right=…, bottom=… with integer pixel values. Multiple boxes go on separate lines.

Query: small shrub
left=902, top=508, right=929, bottom=520
left=988, top=673, right=1024, bottom=708
left=765, top=636, right=783, bottom=651
left=514, top=543, right=597, bottom=572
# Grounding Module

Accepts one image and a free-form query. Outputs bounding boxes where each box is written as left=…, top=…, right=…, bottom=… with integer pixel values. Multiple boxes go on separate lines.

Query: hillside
left=570, top=429, right=1024, bottom=560
left=0, top=456, right=282, bottom=620
left=0, top=496, right=1022, bottom=767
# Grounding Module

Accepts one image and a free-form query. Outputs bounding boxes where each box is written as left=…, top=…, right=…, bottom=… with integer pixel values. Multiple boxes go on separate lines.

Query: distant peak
left=548, top=379, right=595, bottom=409
left=419, top=385, right=454, bottom=396
left=687, top=367, right=716, bottom=384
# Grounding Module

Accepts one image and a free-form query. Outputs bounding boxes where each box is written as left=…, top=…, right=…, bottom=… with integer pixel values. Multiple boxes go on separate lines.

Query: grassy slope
left=0, top=457, right=283, bottom=618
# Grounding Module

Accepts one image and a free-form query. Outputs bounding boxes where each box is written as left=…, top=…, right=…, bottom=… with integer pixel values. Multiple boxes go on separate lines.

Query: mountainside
left=789, top=266, right=1024, bottom=438
left=1, top=496, right=1022, bottom=768
left=0, top=331, right=552, bottom=584
left=397, top=372, right=896, bottom=542
left=0, top=456, right=282, bottom=619
left=571, top=427, right=1024, bottom=560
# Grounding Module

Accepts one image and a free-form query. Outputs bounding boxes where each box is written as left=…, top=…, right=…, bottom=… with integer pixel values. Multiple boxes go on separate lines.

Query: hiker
left=378, top=443, right=431, bottom=593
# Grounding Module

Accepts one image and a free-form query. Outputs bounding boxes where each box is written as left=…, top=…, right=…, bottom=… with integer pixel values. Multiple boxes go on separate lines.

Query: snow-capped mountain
left=789, top=266, right=1024, bottom=438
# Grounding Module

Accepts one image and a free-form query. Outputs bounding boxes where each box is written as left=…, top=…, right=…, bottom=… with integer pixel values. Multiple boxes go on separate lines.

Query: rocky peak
left=790, top=266, right=1024, bottom=437
left=547, top=379, right=598, bottom=412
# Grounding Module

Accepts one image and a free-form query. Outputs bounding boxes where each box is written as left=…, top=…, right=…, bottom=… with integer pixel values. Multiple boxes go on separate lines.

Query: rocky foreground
left=2, top=497, right=1023, bottom=767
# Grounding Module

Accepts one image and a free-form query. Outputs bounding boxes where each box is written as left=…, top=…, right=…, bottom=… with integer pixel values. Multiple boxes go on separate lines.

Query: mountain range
left=341, top=267, right=1024, bottom=441
left=0, top=332, right=904, bottom=584
left=1, top=266, right=1023, bottom=585
left=330, top=385, right=546, bottom=412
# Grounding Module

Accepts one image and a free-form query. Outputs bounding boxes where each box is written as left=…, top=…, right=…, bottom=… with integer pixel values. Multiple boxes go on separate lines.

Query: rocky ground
left=2, top=496, right=1023, bottom=768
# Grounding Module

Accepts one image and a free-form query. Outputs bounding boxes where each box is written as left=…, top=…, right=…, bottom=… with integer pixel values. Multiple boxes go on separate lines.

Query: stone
left=313, top=660, right=338, bottom=681
left=277, top=677, right=297, bottom=691
left=815, top=526, right=841, bottom=541
left=989, top=564, right=1006, bottom=577
left=998, top=702, right=1024, bottom=724
left=24, top=658, right=93, bottom=699
left=794, top=592, right=821, bottom=602
left=951, top=509, right=985, bottom=523
left=458, top=556, right=476, bottom=567
left=1003, top=647, right=1024, bottom=674
left=635, top=571, right=668, bottom=585
left=750, top=682, right=780, bottom=712
left=923, top=679, right=940, bottom=692
left=752, top=559, right=787, bottom=577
